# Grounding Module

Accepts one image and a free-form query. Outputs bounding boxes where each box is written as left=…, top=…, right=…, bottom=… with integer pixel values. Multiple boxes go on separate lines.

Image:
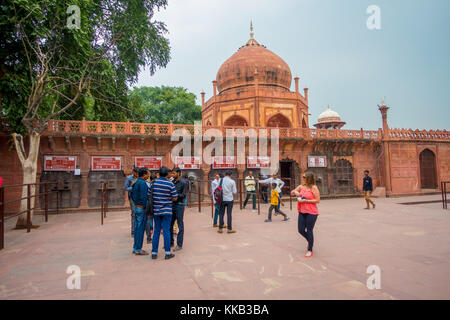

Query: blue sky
left=135, top=0, right=450, bottom=131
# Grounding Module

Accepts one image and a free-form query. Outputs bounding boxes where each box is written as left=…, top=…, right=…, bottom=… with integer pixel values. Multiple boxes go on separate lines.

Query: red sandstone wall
left=389, top=142, right=421, bottom=194
left=353, top=147, right=381, bottom=191
left=438, top=143, right=450, bottom=182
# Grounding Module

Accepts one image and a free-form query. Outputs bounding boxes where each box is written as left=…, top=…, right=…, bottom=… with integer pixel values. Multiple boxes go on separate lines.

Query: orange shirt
left=297, top=187, right=319, bottom=215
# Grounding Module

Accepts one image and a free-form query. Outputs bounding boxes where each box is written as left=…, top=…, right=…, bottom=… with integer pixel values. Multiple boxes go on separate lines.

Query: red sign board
left=134, top=156, right=162, bottom=170
left=174, top=156, right=201, bottom=169
left=307, top=156, right=327, bottom=168
left=213, top=156, right=236, bottom=169
left=247, top=156, right=270, bottom=169
left=91, top=156, right=122, bottom=171
left=44, top=156, right=77, bottom=171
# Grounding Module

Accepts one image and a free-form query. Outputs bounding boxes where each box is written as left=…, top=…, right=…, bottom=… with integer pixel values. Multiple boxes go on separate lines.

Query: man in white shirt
left=243, top=171, right=257, bottom=212
left=218, top=170, right=237, bottom=234
left=259, top=173, right=285, bottom=210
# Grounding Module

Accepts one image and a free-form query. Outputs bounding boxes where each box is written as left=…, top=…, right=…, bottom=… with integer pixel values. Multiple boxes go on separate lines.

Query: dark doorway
left=419, top=149, right=437, bottom=189
left=280, top=161, right=293, bottom=195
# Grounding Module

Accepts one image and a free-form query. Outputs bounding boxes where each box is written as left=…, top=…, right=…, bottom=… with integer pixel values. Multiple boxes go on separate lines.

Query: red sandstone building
left=0, top=30, right=449, bottom=211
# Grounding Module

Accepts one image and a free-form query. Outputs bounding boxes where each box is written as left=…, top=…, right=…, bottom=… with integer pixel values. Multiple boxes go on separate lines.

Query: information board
left=307, top=156, right=327, bottom=168
left=134, top=156, right=162, bottom=170
left=212, top=156, right=236, bottom=169
left=247, top=156, right=270, bottom=168
left=91, top=156, right=122, bottom=171
left=174, top=156, right=201, bottom=169
left=44, top=156, right=77, bottom=171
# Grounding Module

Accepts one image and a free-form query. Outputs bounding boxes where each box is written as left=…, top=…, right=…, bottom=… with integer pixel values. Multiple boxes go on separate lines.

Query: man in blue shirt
left=124, top=167, right=138, bottom=236
left=151, top=166, right=178, bottom=260
left=131, top=167, right=149, bottom=255
left=363, top=170, right=376, bottom=209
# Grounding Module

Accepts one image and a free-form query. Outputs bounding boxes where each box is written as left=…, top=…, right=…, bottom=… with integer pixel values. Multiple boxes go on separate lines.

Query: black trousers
left=219, top=200, right=233, bottom=230
left=298, top=213, right=318, bottom=251
left=268, top=204, right=287, bottom=220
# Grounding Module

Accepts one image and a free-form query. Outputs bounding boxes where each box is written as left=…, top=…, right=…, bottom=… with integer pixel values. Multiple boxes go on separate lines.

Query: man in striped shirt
left=151, top=166, right=178, bottom=260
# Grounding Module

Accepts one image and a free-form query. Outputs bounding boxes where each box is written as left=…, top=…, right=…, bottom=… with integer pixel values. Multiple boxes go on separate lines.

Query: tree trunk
left=12, top=132, right=40, bottom=228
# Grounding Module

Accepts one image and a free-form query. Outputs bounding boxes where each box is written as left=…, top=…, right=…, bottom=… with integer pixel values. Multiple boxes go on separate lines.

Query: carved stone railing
left=50, top=119, right=450, bottom=142
left=388, top=128, right=450, bottom=141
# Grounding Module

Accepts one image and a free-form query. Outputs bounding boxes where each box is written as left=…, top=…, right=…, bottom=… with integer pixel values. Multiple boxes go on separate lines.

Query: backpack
left=213, top=178, right=224, bottom=206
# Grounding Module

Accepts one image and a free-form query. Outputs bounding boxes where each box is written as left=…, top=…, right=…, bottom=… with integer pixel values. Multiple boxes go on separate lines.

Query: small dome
left=314, top=105, right=346, bottom=129
left=318, top=106, right=341, bottom=122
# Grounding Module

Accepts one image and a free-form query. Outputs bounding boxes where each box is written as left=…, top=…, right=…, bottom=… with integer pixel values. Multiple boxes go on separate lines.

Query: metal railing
left=441, top=181, right=449, bottom=210
left=0, top=181, right=62, bottom=250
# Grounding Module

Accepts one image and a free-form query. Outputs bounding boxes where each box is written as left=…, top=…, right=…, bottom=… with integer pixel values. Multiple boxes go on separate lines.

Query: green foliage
left=0, top=0, right=171, bottom=134
left=128, top=86, right=202, bottom=124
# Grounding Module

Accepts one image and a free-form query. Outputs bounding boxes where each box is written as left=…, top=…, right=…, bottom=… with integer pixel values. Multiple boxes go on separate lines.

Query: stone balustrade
left=44, top=119, right=448, bottom=142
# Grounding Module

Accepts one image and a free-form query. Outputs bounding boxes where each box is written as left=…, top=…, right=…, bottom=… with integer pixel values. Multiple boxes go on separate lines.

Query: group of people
left=124, top=165, right=376, bottom=259
left=124, top=166, right=189, bottom=259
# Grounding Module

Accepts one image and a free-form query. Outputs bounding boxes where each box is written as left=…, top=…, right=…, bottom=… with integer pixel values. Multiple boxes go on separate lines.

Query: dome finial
left=250, top=20, right=254, bottom=39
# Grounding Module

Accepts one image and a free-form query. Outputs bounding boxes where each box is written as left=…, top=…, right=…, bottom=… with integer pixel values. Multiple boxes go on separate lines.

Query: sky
left=135, top=0, right=450, bottom=131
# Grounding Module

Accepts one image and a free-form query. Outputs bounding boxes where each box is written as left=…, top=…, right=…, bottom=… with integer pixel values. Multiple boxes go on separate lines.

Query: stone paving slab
left=0, top=195, right=449, bottom=299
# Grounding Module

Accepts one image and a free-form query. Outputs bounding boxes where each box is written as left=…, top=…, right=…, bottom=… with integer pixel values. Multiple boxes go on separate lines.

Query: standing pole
left=0, top=187, right=4, bottom=250
left=289, top=178, right=292, bottom=211
left=27, top=184, right=31, bottom=233
left=239, top=178, right=243, bottom=210
left=101, top=183, right=104, bottom=225
left=56, top=186, right=59, bottom=215
left=104, top=182, right=108, bottom=218
left=44, top=183, right=48, bottom=222
left=257, top=181, right=260, bottom=215
left=197, top=180, right=201, bottom=213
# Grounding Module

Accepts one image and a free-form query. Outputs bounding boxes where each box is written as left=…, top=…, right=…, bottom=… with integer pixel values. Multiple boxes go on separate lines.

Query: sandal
left=134, top=250, right=149, bottom=256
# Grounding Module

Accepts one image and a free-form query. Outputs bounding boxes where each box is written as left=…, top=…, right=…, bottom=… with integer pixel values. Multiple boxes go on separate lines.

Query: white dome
left=318, top=106, right=341, bottom=122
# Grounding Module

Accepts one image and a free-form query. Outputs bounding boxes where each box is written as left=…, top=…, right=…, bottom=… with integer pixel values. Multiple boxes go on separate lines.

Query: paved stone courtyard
left=0, top=195, right=449, bottom=300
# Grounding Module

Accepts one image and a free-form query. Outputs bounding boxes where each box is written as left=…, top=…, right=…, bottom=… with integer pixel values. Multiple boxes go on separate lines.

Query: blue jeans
left=133, top=207, right=148, bottom=252
left=152, top=214, right=172, bottom=255
left=243, top=191, right=256, bottom=209
left=298, top=213, right=318, bottom=251
left=213, top=203, right=220, bottom=225
left=171, top=203, right=185, bottom=247
left=129, top=195, right=136, bottom=235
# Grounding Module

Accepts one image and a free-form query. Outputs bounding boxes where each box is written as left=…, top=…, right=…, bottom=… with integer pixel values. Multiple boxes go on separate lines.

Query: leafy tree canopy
left=129, top=86, right=202, bottom=124
left=0, top=0, right=171, bottom=134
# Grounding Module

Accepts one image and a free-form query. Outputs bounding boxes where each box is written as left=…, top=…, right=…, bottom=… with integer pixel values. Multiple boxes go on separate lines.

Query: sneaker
left=264, top=219, right=272, bottom=222
left=165, top=253, right=175, bottom=260
left=373, top=204, right=376, bottom=209
left=364, top=207, right=370, bottom=210
left=217, top=228, right=223, bottom=233
left=223, top=225, right=227, bottom=228
left=305, top=251, right=313, bottom=258
left=283, top=217, right=290, bottom=221
left=213, top=224, right=219, bottom=228
left=151, top=254, right=157, bottom=259
left=227, top=229, right=236, bottom=234
left=174, top=245, right=182, bottom=251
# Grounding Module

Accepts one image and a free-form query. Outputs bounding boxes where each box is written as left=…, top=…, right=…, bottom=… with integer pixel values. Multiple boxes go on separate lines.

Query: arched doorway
left=419, top=149, right=437, bottom=189
left=267, top=113, right=291, bottom=127
left=224, top=115, right=248, bottom=127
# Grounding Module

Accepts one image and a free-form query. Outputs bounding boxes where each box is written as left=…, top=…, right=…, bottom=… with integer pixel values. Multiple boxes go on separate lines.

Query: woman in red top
left=291, top=172, right=320, bottom=258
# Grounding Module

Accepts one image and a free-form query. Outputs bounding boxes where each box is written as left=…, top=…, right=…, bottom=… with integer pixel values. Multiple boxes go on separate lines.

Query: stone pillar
left=212, top=81, right=217, bottom=99
left=294, top=77, right=299, bottom=94
left=201, top=92, right=205, bottom=107
left=378, top=100, right=392, bottom=193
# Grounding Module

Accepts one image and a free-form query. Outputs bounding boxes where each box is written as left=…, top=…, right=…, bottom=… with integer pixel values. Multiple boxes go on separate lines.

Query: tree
left=128, top=86, right=202, bottom=124
left=0, top=0, right=171, bottom=228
